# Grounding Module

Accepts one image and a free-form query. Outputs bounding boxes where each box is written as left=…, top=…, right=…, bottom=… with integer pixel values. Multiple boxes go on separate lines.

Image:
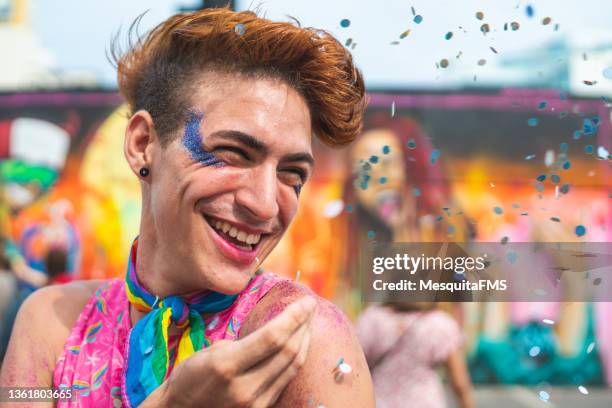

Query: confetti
left=542, top=17, right=552, bottom=25
left=445, top=31, right=453, bottom=40
left=560, top=142, right=568, bottom=153
left=506, top=250, right=518, bottom=264
left=490, top=46, right=498, bottom=54
left=234, top=23, right=246, bottom=36
left=367, top=230, right=376, bottom=239
left=575, top=225, right=586, bottom=237
left=493, top=206, right=503, bottom=214
left=480, top=23, right=490, bottom=34
left=583, top=80, right=597, bottom=86
left=369, top=155, right=379, bottom=163
left=538, top=390, right=550, bottom=402
left=411, top=6, right=416, bottom=16
left=593, top=277, right=602, bottom=286
left=562, top=161, right=571, bottom=170
left=560, top=184, right=570, bottom=194
left=538, top=101, right=547, bottom=110
left=512, top=203, right=521, bottom=208
left=536, top=174, right=546, bottom=182
left=584, top=145, right=594, bottom=154
left=430, top=149, right=441, bottom=164
left=550, top=174, right=560, bottom=184
left=511, top=21, right=520, bottom=31
left=524, top=154, right=536, bottom=160
left=340, top=19, right=351, bottom=28
left=550, top=217, right=561, bottom=222
left=379, top=177, right=387, bottom=184
left=382, top=145, right=390, bottom=154
left=400, top=29, right=411, bottom=39
left=476, top=11, right=484, bottom=20
left=597, top=146, right=610, bottom=159
left=543, top=318, right=555, bottom=325
left=440, top=59, right=449, bottom=68
left=527, top=117, right=539, bottom=127
left=529, top=346, right=541, bottom=357
left=583, top=52, right=588, bottom=61
left=587, top=342, right=595, bottom=353
left=578, top=385, right=589, bottom=395
left=390, top=101, right=395, bottom=117
left=323, top=199, right=345, bottom=218
left=526, top=4, right=534, bottom=18
left=407, top=139, right=417, bottom=149
left=477, top=58, right=487, bottom=66
left=413, top=15, right=423, bottom=24
left=345, top=38, right=353, bottom=47
left=501, top=236, right=509, bottom=244
left=295, top=270, right=300, bottom=282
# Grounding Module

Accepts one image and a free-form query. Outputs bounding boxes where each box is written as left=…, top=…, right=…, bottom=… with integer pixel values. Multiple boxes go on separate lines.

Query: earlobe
left=124, top=110, right=157, bottom=178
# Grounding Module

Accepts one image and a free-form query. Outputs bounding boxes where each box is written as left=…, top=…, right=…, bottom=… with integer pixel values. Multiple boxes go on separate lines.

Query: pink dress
left=53, top=273, right=285, bottom=407
left=356, top=306, right=462, bottom=408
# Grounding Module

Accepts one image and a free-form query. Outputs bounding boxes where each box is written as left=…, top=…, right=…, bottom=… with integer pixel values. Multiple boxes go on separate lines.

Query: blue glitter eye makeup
left=182, top=110, right=224, bottom=167
left=294, top=184, right=303, bottom=196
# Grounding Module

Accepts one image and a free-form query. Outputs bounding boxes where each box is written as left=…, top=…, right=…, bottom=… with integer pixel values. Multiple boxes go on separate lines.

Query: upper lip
left=204, top=214, right=273, bottom=235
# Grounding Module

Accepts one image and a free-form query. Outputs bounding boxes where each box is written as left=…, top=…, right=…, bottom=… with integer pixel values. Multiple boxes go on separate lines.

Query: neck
left=135, top=220, right=206, bottom=300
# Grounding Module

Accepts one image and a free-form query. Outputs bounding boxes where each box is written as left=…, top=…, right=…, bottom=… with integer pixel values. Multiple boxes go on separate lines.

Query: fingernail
left=301, top=296, right=316, bottom=315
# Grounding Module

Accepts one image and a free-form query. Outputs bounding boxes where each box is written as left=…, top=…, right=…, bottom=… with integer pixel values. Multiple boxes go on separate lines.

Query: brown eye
left=214, top=146, right=250, bottom=161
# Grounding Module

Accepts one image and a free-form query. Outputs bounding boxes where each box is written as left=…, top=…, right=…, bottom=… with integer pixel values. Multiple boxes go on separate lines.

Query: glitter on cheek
left=181, top=110, right=225, bottom=167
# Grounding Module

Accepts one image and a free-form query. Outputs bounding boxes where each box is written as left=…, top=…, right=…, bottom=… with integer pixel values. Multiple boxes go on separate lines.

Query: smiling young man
left=0, top=7, right=374, bottom=408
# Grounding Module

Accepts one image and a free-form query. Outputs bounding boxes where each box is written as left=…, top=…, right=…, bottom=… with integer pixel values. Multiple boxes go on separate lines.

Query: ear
left=124, top=110, right=158, bottom=178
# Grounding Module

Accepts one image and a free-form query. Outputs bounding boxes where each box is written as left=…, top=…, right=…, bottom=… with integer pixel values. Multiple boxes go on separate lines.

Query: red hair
left=113, top=8, right=366, bottom=147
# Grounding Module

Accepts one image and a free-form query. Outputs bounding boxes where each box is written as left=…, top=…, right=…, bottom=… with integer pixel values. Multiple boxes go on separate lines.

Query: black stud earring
left=139, top=167, right=150, bottom=177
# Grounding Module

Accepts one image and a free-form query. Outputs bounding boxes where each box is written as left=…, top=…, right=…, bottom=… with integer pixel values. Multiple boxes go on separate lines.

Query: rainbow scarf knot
left=123, top=238, right=238, bottom=407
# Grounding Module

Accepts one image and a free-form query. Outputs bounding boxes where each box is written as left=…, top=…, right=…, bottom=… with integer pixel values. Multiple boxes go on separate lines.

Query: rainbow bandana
left=123, top=238, right=238, bottom=406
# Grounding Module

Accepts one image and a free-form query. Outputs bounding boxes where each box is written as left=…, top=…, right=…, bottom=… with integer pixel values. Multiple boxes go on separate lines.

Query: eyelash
left=215, top=146, right=307, bottom=183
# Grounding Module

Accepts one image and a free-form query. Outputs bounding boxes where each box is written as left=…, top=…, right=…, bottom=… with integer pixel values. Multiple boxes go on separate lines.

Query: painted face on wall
left=350, top=128, right=410, bottom=229
left=146, top=73, right=313, bottom=294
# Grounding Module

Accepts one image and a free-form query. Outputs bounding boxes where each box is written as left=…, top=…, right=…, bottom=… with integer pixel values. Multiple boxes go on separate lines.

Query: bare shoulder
left=0, top=280, right=104, bottom=387
left=242, top=280, right=375, bottom=407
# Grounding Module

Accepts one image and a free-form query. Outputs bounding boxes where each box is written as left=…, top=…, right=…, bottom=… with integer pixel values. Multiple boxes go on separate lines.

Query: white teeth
left=207, top=217, right=262, bottom=245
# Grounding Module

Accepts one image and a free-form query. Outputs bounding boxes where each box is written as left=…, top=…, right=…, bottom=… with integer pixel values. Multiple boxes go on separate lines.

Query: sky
left=21, top=0, right=612, bottom=91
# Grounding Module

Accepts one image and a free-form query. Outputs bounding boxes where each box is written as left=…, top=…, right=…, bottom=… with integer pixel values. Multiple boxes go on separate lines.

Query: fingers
left=238, top=315, right=311, bottom=395
left=222, top=296, right=316, bottom=372
left=251, top=318, right=312, bottom=408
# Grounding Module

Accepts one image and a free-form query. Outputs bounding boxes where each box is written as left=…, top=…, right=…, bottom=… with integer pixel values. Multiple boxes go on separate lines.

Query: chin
left=203, top=263, right=256, bottom=295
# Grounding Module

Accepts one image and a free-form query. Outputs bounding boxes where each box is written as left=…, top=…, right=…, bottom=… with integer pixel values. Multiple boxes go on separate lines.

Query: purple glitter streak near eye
left=294, top=184, right=303, bottom=196
left=182, top=110, right=224, bottom=167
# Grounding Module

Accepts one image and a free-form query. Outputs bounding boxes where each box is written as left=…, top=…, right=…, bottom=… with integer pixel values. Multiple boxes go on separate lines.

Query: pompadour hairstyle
left=113, top=7, right=366, bottom=147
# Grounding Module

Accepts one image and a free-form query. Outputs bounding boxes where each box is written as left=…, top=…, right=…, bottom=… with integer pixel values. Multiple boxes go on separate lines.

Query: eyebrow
left=207, top=130, right=315, bottom=167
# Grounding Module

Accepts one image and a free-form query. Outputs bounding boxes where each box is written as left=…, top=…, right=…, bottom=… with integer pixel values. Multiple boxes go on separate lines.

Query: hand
left=141, top=295, right=317, bottom=408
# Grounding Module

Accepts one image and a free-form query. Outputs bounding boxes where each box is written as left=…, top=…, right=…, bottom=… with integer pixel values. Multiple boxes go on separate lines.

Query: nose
left=235, top=164, right=280, bottom=222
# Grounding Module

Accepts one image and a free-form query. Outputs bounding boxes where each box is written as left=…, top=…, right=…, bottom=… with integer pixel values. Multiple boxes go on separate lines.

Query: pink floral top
left=356, top=306, right=462, bottom=408
left=53, top=273, right=285, bottom=407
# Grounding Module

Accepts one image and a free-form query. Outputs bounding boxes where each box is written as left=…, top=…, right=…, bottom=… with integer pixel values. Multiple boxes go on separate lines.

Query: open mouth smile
left=203, top=215, right=269, bottom=264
